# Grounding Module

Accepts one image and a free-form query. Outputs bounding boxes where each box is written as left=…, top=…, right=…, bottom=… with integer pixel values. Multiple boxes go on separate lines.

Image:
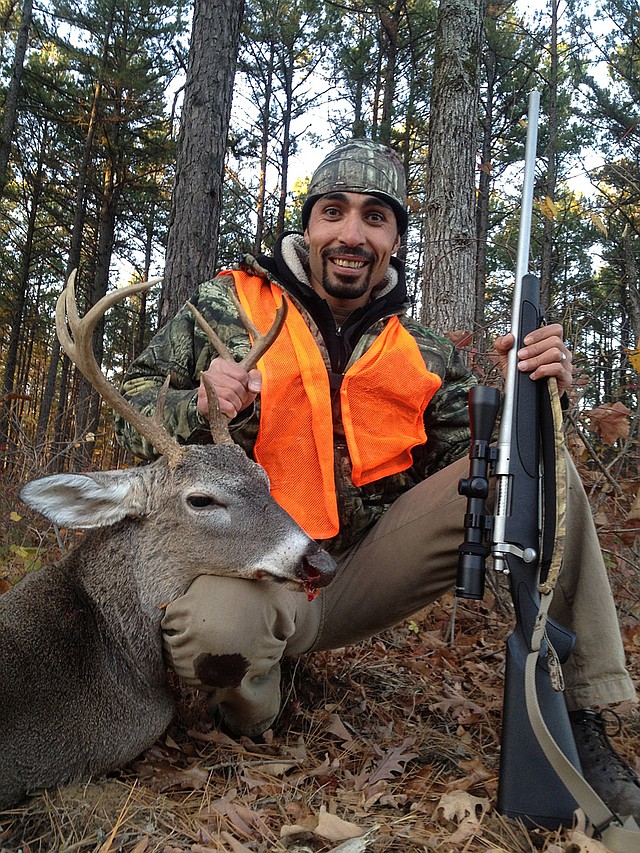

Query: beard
left=320, top=246, right=374, bottom=301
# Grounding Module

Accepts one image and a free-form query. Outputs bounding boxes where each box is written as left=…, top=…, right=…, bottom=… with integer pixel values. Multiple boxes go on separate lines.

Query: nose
left=340, top=211, right=366, bottom=247
left=296, top=547, right=337, bottom=587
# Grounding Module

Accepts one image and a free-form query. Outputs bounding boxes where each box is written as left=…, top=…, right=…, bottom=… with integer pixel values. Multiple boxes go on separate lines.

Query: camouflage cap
left=301, top=139, right=408, bottom=235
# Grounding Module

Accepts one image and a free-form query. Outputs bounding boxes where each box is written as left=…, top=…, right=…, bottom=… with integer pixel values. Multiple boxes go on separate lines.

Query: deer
left=0, top=272, right=336, bottom=810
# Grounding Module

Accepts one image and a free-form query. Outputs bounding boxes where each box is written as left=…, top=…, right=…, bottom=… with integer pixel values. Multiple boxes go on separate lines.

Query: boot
left=570, top=709, right=640, bottom=823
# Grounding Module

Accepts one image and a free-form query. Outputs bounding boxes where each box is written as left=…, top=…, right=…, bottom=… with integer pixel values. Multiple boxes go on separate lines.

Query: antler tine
left=56, top=270, right=184, bottom=467
left=200, top=373, right=235, bottom=446
left=186, top=290, right=288, bottom=373
left=186, top=287, right=288, bottom=446
left=230, top=289, right=288, bottom=372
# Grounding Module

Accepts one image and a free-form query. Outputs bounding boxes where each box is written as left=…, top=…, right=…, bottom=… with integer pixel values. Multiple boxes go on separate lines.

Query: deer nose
left=296, top=547, right=337, bottom=588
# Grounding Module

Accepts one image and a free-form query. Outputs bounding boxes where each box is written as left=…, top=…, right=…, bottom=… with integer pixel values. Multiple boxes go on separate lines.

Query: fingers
left=493, top=333, right=514, bottom=355
left=493, top=325, right=574, bottom=397
left=197, top=359, right=262, bottom=420
left=517, top=324, right=573, bottom=395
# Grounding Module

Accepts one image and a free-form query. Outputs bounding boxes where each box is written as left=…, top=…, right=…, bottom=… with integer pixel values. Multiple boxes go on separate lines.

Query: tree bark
left=475, top=41, right=495, bottom=351
left=0, top=0, right=33, bottom=197
left=36, top=1, right=116, bottom=454
left=253, top=40, right=275, bottom=254
left=540, top=0, right=558, bottom=313
left=0, top=124, right=45, bottom=461
left=421, top=0, right=483, bottom=338
left=161, top=0, right=244, bottom=325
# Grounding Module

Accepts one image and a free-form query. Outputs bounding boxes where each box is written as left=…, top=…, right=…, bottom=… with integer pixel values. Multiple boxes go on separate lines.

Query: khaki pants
left=161, top=453, right=636, bottom=736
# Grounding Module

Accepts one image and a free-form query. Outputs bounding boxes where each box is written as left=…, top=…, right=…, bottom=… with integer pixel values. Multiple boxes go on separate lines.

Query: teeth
left=334, top=258, right=366, bottom=269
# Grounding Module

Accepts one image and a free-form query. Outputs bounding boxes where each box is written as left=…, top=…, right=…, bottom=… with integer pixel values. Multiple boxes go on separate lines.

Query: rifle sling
left=539, top=376, right=565, bottom=594
left=525, top=646, right=640, bottom=848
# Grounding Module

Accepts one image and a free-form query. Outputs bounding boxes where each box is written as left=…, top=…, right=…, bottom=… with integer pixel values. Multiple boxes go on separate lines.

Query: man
left=116, top=139, right=640, bottom=822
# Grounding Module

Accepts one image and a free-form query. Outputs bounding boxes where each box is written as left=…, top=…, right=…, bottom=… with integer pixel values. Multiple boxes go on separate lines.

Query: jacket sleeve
left=114, top=275, right=259, bottom=460
left=410, top=328, right=477, bottom=477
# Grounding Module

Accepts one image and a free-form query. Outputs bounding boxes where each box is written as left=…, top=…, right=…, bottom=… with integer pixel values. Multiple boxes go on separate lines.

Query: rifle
left=457, top=90, right=581, bottom=828
left=456, top=90, right=640, bottom=851
left=456, top=93, right=640, bottom=851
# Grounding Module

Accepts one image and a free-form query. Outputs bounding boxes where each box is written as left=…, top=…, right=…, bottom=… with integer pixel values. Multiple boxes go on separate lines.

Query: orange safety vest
left=228, top=270, right=442, bottom=539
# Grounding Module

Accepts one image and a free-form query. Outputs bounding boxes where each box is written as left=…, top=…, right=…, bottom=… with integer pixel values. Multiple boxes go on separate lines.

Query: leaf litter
left=1, top=463, right=640, bottom=853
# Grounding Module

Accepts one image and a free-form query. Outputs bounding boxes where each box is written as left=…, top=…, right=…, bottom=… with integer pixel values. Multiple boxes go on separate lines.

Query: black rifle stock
left=457, top=93, right=582, bottom=829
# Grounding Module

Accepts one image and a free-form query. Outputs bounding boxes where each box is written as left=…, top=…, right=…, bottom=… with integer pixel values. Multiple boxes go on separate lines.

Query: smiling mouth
left=332, top=257, right=368, bottom=270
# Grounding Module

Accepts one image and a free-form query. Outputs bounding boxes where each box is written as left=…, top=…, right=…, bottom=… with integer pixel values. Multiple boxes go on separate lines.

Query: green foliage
left=0, top=0, right=639, bottom=467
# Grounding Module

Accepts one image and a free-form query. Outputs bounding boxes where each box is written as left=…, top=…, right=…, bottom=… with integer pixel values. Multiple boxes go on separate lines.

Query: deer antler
left=186, top=288, right=288, bottom=443
left=56, top=270, right=185, bottom=467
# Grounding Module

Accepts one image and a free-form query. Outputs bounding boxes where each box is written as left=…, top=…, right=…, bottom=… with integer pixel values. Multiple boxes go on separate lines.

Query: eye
left=187, top=494, right=222, bottom=509
left=366, top=208, right=390, bottom=224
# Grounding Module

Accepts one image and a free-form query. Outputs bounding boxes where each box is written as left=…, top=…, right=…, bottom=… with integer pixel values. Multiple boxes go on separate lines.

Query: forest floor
left=0, top=469, right=639, bottom=853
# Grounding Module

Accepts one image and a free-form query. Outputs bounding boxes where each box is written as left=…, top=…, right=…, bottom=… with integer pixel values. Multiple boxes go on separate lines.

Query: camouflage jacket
left=116, top=233, right=476, bottom=554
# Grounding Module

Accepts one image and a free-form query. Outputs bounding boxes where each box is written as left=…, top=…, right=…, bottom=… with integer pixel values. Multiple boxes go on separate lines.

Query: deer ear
left=19, top=471, right=148, bottom=529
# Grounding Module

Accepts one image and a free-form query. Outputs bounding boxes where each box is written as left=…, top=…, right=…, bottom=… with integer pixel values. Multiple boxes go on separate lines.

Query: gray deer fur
left=0, top=443, right=335, bottom=809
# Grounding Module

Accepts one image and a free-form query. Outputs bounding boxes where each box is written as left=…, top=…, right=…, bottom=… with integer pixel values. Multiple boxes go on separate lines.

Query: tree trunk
left=0, top=0, right=33, bottom=197
left=253, top=40, right=275, bottom=254
left=622, top=224, right=640, bottom=344
left=276, top=52, right=293, bottom=237
left=540, top=0, right=558, bottom=313
left=36, top=1, right=116, bottom=454
left=0, top=125, right=45, bottom=460
left=72, top=134, right=122, bottom=470
left=378, top=0, right=402, bottom=144
left=161, top=0, right=244, bottom=325
left=421, top=0, right=483, bottom=337
left=475, top=41, right=495, bottom=352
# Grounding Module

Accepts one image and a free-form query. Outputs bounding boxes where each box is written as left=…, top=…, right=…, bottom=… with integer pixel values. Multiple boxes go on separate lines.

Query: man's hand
left=197, top=358, right=262, bottom=420
left=493, top=323, right=573, bottom=397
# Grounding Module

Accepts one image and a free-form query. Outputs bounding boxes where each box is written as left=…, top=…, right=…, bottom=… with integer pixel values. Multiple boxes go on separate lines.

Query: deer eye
left=187, top=494, right=221, bottom=509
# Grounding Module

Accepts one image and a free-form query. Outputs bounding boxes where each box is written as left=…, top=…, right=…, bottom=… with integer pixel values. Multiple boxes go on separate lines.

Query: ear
left=392, top=232, right=401, bottom=254
left=19, top=470, right=148, bottom=529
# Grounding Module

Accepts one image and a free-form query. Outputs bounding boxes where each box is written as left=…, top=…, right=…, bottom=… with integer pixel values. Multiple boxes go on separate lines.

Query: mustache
left=322, top=245, right=374, bottom=263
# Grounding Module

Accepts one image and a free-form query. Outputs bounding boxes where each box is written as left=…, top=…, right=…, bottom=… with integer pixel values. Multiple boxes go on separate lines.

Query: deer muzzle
left=297, top=547, right=337, bottom=601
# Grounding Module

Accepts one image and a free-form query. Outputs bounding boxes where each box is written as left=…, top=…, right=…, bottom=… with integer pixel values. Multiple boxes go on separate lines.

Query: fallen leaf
left=626, top=489, right=640, bottom=522
left=367, top=738, right=418, bottom=786
left=281, top=805, right=364, bottom=843
left=328, top=713, right=355, bottom=745
left=564, top=829, right=612, bottom=851
left=219, top=832, right=254, bottom=853
left=326, top=825, right=379, bottom=852
left=585, top=401, right=630, bottom=444
left=434, top=789, right=490, bottom=824
left=251, top=759, right=299, bottom=777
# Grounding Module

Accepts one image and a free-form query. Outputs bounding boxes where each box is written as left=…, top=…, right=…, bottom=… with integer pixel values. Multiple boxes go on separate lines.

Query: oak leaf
left=585, top=402, right=630, bottom=444
left=434, top=790, right=490, bottom=844
left=280, top=805, right=364, bottom=843
left=434, top=790, right=489, bottom=823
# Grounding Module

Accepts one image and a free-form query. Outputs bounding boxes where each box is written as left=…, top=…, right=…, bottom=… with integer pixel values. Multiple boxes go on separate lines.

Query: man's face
left=304, top=192, right=401, bottom=309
